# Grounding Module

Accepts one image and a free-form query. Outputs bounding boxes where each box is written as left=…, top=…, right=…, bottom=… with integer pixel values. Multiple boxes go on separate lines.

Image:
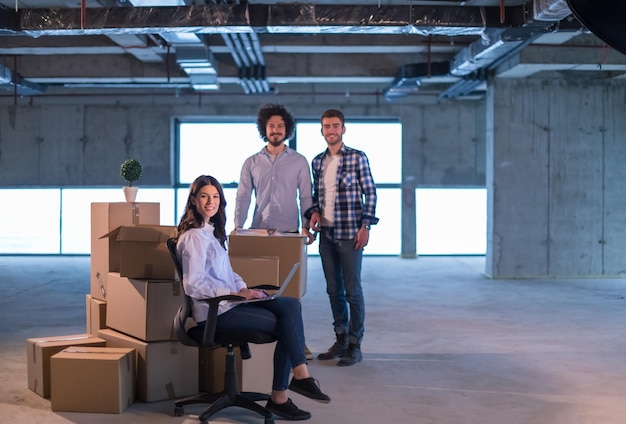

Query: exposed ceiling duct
left=443, top=5, right=569, bottom=99
left=533, top=0, right=571, bottom=21
left=0, top=1, right=606, bottom=100
left=450, top=28, right=527, bottom=77
left=175, top=45, right=219, bottom=90
left=0, top=63, right=46, bottom=95
left=383, top=62, right=450, bottom=101
left=6, top=5, right=530, bottom=37
left=221, top=32, right=272, bottom=94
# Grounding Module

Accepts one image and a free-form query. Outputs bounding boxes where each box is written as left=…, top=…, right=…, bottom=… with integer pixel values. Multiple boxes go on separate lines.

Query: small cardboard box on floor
left=98, top=328, right=198, bottom=402
left=106, top=273, right=183, bottom=342
left=100, top=225, right=177, bottom=281
left=50, top=346, right=135, bottom=414
left=90, top=202, right=160, bottom=301
left=228, top=229, right=307, bottom=299
left=26, top=334, right=106, bottom=398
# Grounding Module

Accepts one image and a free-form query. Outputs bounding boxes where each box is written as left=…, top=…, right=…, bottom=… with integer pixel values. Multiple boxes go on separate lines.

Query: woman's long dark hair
left=177, top=175, right=228, bottom=249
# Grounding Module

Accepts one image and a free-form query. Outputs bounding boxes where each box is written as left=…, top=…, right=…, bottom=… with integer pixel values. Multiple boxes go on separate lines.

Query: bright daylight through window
left=0, top=121, right=486, bottom=255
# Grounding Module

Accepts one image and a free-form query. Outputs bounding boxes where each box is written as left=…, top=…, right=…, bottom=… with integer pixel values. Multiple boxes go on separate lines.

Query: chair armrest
left=197, top=294, right=246, bottom=347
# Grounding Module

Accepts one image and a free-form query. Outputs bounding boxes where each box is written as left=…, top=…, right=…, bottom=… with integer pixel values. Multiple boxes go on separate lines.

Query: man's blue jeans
left=319, top=226, right=365, bottom=345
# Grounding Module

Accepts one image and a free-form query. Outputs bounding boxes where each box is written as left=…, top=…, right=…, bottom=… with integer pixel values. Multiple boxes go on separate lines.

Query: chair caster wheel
left=265, top=417, right=275, bottom=424
left=174, top=406, right=184, bottom=416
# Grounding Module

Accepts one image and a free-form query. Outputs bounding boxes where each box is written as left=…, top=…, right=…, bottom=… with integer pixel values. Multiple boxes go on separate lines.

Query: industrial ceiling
left=0, top=0, right=624, bottom=100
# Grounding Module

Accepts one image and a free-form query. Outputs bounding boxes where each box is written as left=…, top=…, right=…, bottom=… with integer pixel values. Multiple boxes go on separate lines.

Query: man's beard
left=267, top=135, right=285, bottom=147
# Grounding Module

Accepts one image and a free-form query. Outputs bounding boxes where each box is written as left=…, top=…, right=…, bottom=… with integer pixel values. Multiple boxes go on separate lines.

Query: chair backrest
left=166, top=238, right=184, bottom=282
left=166, top=237, right=202, bottom=347
left=165, top=237, right=275, bottom=352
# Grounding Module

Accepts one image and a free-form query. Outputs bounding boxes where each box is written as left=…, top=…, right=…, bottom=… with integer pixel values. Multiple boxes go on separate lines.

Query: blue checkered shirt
left=308, top=144, right=379, bottom=239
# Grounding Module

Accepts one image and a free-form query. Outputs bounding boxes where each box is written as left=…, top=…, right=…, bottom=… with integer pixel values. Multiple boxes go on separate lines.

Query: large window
left=416, top=188, right=487, bottom=255
left=178, top=122, right=261, bottom=185
left=0, top=189, right=61, bottom=254
left=0, top=120, right=487, bottom=255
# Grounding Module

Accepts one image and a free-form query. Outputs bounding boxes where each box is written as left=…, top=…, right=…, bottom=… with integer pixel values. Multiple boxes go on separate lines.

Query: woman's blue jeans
left=214, top=297, right=307, bottom=391
left=319, top=226, right=365, bottom=345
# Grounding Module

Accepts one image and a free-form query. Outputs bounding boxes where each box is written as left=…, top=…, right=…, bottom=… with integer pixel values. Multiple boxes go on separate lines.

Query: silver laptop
left=231, top=262, right=300, bottom=304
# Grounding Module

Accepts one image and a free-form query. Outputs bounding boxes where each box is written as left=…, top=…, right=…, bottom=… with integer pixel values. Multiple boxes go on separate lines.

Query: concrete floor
left=2, top=255, right=626, bottom=424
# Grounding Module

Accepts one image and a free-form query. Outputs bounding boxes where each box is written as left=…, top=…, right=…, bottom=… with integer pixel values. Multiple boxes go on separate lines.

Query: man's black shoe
left=317, top=334, right=348, bottom=360
left=289, top=377, right=331, bottom=403
left=266, top=398, right=311, bottom=421
left=337, top=344, right=362, bottom=366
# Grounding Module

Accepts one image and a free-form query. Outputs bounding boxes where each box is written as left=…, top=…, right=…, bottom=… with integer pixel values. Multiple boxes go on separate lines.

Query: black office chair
left=166, top=238, right=279, bottom=424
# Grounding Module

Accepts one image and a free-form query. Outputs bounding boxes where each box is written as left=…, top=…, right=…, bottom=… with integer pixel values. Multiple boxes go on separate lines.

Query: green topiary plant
left=120, top=159, right=143, bottom=187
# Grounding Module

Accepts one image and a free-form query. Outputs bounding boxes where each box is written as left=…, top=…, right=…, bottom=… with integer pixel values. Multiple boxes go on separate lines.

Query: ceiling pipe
left=220, top=33, right=250, bottom=94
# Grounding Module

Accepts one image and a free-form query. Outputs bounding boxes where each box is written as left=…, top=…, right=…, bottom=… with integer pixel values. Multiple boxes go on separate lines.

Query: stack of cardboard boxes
left=26, top=203, right=309, bottom=415
left=27, top=202, right=197, bottom=413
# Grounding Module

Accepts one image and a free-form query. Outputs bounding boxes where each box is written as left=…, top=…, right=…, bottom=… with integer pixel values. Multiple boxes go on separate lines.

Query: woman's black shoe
left=288, top=377, right=331, bottom=403
left=266, top=398, right=311, bottom=421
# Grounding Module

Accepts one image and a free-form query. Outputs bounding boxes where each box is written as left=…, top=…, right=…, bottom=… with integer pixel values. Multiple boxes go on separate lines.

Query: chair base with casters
left=173, top=344, right=275, bottom=424
left=166, top=237, right=280, bottom=424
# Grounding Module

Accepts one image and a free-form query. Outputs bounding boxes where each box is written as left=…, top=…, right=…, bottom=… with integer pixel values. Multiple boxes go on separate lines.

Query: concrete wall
left=0, top=93, right=485, bottom=258
left=486, top=79, right=626, bottom=278
left=5, top=79, right=625, bottom=274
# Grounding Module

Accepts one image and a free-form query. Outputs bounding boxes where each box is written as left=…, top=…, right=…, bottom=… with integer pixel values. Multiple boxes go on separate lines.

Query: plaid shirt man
left=309, top=144, right=378, bottom=239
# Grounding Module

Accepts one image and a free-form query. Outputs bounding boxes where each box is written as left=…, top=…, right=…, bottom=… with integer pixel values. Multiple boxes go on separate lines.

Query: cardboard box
left=26, top=334, right=106, bottom=398
left=91, top=203, right=160, bottom=301
left=86, top=294, right=107, bottom=336
left=106, top=273, right=182, bottom=342
left=100, top=225, right=177, bottom=280
left=200, top=341, right=275, bottom=394
left=50, top=346, right=135, bottom=414
left=229, top=230, right=307, bottom=298
left=98, top=328, right=198, bottom=402
left=230, top=256, right=280, bottom=287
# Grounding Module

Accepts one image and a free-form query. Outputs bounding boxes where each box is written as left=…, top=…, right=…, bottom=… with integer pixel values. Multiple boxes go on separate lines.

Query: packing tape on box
left=34, top=335, right=92, bottom=345
left=132, top=204, right=140, bottom=224
left=96, top=272, right=106, bottom=298
left=32, top=335, right=93, bottom=362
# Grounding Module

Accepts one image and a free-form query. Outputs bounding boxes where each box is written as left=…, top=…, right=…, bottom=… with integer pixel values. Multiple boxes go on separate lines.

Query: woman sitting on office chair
left=176, top=174, right=330, bottom=421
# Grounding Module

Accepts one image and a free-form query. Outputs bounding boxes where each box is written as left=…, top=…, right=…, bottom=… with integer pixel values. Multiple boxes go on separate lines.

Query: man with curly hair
left=235, top=103, right=316, bottom=360
left=235, top=103, right=314, bottom=243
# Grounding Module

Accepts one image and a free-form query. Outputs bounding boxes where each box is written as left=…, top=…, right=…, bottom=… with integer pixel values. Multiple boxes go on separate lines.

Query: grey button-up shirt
left=235, top=145, right=313, bottom=232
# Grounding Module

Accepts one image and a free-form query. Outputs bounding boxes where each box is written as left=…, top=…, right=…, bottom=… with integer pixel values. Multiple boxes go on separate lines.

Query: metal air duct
left=383, top=62, right=450, bottom=102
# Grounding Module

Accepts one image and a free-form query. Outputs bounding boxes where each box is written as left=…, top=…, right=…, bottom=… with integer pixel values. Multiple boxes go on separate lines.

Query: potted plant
left=120, top=158, right=143, bottom=202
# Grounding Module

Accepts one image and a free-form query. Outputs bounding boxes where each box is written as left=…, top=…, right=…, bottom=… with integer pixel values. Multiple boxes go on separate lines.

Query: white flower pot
left=123, top=186, right=138, bottom=203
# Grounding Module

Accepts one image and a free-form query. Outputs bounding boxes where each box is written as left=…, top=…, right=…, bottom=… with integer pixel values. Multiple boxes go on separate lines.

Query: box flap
left=100, top=225, right=176, bottom=242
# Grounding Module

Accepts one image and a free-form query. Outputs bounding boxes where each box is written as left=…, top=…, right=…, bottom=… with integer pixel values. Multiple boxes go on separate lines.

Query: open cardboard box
left=100, top=225, right=177, bottom=280
left=90, top=203, right=160, bottom=301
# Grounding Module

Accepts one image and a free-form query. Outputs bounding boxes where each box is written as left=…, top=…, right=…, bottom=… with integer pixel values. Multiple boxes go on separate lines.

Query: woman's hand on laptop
left=234, top=287, right=269, bottom=300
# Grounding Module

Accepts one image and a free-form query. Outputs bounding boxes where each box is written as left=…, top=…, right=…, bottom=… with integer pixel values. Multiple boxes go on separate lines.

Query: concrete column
left=486, top=78, right=626, bottom=278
